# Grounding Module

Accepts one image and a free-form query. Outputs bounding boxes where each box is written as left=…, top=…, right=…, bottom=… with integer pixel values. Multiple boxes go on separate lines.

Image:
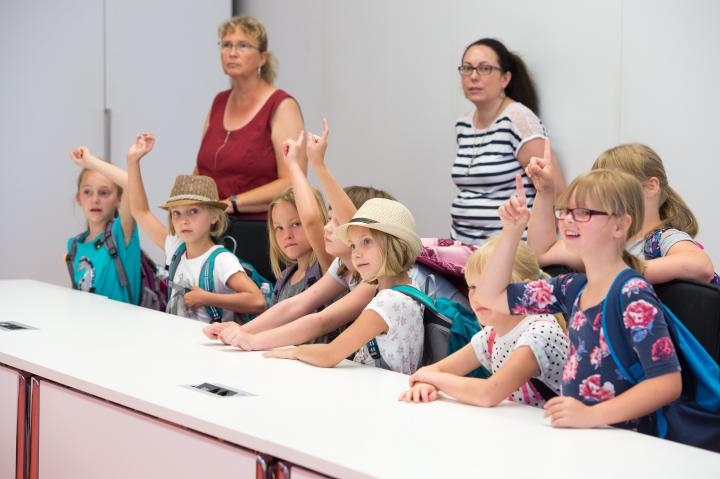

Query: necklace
left=467, top=98, right=508, bottom=175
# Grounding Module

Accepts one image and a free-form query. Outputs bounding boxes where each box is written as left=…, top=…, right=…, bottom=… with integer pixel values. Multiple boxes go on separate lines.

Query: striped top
left=451, top=102, right=546, bottom=244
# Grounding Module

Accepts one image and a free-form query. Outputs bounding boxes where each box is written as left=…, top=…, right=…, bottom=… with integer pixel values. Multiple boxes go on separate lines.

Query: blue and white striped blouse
left=451, top=102, right=546, bottom=244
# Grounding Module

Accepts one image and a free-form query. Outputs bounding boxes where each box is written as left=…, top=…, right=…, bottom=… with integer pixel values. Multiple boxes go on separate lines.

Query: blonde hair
left=267, top=187, right=328, bottom=278
left=335, top=186, right=396, bottom=280
left=464, top=237, right=566, bottom=330
left=593, top=143, right=698, bottom=237
left=556, top=168, right=645, bottom=272
left=167, top=205, right=228, bottom=239
left=218, top=16, right=277, bottom=84
left=360, top=229, right=416, bottom=285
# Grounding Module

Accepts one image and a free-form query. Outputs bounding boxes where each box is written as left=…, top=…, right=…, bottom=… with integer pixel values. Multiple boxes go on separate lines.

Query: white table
left=1, top=280, right=719, bottom=479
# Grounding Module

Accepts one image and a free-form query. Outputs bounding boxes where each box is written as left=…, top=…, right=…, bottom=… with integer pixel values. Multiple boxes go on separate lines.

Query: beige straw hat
left=335, top=198, right=422, bottom=258
left=159, top=175, right=228, bottom=210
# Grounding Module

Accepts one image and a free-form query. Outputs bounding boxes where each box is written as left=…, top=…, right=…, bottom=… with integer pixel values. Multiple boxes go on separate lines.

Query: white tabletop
left=1, top=280, right=719, bottom=479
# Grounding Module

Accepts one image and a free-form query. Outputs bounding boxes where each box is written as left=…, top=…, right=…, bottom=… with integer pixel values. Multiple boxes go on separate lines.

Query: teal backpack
left=167, top=243, right=274, bottom=323
left=365, top=285, right=490, bottom=377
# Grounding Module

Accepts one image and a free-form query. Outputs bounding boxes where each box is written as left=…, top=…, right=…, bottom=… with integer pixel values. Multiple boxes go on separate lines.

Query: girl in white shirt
left=127, top=133, right=265, bottom=322
left=400, top=236, right=568, bottom=406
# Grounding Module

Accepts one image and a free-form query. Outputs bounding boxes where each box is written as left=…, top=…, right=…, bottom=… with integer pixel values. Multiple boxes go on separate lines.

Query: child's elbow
left=667, top=371, right=682, bottom=402
left=466, top=381, right=504, bottom=408
left=472, top=396, right=502, bottom=408
left=250, top=294, right=267, bottom=314
left=696, top=260, right=716, bottom=284
left=316, top=356, right=342, bottom=368
left=309, top=349, right=343, bottom=368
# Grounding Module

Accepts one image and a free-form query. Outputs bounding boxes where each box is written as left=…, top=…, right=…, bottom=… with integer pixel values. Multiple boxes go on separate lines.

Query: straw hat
left=159, top=175, right=228, bottom=210
left=335, top=198, right=422, bottom=258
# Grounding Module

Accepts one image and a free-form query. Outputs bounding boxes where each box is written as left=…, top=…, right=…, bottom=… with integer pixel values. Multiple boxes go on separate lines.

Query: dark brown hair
left=462, top=38, right=539, bottom=114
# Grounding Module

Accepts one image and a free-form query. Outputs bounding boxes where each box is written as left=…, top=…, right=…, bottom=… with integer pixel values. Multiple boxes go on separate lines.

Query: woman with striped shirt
left=451, top=38, right=564, bottom=244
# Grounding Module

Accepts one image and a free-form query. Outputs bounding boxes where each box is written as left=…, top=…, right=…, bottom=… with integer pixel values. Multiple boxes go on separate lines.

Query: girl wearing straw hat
left=127, top=133, right=266, bottom=323
left=264, top=198, right=426, bottom=375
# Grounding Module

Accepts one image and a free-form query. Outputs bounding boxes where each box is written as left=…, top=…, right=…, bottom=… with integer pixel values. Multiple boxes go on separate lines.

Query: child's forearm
left=475, top=227, right=523, bottom=312
left=422, top=373, right=501, bottom=407
left=241, top=295, right=312, bottom=333
left=312, top=163, right=357, bottom=224
left=85, top=155, right=129, bottom=188
left=203, top=291, right=266, bottom=315
left=527, top=189, right=557, bottom=259
left=643, top=249, right=715, bottom=284
left=126, top=158, right=150, bottom=216
left=586, top=372, right=681, bottom=427
left=293, top=343, right=345, bottom=368
left=287, top=161, right=324, bottom=230
left=248, top=311, right=343, bottom=350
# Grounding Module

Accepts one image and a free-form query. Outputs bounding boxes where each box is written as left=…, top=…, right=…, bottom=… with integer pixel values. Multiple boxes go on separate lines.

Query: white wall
left=0, top=0, right=230, bottom=285
left=2, top=0, right=719, bottom=284
left=244, top=0, right=719, bottom=268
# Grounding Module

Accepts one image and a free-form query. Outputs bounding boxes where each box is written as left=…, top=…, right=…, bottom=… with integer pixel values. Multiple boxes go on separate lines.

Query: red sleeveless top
left=196, top=88, right=291, bottom=220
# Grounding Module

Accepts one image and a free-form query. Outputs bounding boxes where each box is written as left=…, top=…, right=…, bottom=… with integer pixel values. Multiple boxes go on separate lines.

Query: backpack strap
left=100, top=220, right=134, bottom=304
left=487, top=325, right=557, bottom=402
left=391, top=284, right=439, bottom=316
left=271, top=263, right=297, bottom=305
left=601, top=268, right=652, bottom=385
left=65, top=231, right=87, bottom=289
left=199, top=247, right=233, bottom=323
left=166, top=242, right=187, bottom=301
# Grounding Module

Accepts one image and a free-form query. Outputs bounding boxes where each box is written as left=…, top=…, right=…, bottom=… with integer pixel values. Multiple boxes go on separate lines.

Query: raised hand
left=525, top=138, right=554, bottom=193
left=498, top=174, right=530, bottom=230
left=69, top=146, right=97, bottom=168
left=127, top=132, right=155, bottom=162
left=306, top=118, right=329, bottom=168
left=282, top=130, right=305, bottom=168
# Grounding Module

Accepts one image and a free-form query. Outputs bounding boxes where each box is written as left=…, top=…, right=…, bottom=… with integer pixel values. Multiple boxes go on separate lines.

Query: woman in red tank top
left=196, top=16, right=304, bottom=280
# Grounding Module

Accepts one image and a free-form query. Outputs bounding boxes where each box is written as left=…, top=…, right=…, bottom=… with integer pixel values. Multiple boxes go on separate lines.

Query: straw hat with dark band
left=335, top=198, right=422, bottom=258
left=159, top=175, right=228, bottom=211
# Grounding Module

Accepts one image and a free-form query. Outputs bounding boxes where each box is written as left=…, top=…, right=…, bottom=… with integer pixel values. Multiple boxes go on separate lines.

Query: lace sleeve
left=508, top=104, right=547, bottom=153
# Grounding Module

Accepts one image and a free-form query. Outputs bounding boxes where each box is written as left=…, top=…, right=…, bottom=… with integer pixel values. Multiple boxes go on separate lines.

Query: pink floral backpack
left=416, top=238, right=477, bottom=295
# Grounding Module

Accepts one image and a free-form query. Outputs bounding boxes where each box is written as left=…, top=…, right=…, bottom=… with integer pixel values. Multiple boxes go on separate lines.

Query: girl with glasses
left=527, top=142, right=717, bottom=284
left=473, top=170, right=682, bottom=432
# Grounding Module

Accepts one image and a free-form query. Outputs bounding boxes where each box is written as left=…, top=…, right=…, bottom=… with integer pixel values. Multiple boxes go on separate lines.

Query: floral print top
left=506, top=273, right=681, bottom=429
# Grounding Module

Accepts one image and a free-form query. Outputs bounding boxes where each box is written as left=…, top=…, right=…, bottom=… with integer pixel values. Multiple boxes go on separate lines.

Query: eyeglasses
left=218, top=41, right=260, bottom=53
left=458, top=64, right=503, bottom=76
left=554, top=208, right=609, bottom=222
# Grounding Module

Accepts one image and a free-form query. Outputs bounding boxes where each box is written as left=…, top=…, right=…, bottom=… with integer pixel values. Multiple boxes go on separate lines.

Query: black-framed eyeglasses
left=218, top=41, right=260, bottom=53
left=554, top=208, right=609, bottom=222
left=458, top=64, right=503, bottom=76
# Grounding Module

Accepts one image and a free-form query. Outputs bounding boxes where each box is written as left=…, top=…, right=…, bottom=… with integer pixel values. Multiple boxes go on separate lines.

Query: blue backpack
left=390, top=285, right=490, bottom=378
left=167, top=243, right=274, bottom=323
left=603, top=268, right=720, bottom=452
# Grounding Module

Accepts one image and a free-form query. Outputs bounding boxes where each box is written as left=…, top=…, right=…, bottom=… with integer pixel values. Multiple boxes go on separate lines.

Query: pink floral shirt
left=506, top=273, right=681, bottom=429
